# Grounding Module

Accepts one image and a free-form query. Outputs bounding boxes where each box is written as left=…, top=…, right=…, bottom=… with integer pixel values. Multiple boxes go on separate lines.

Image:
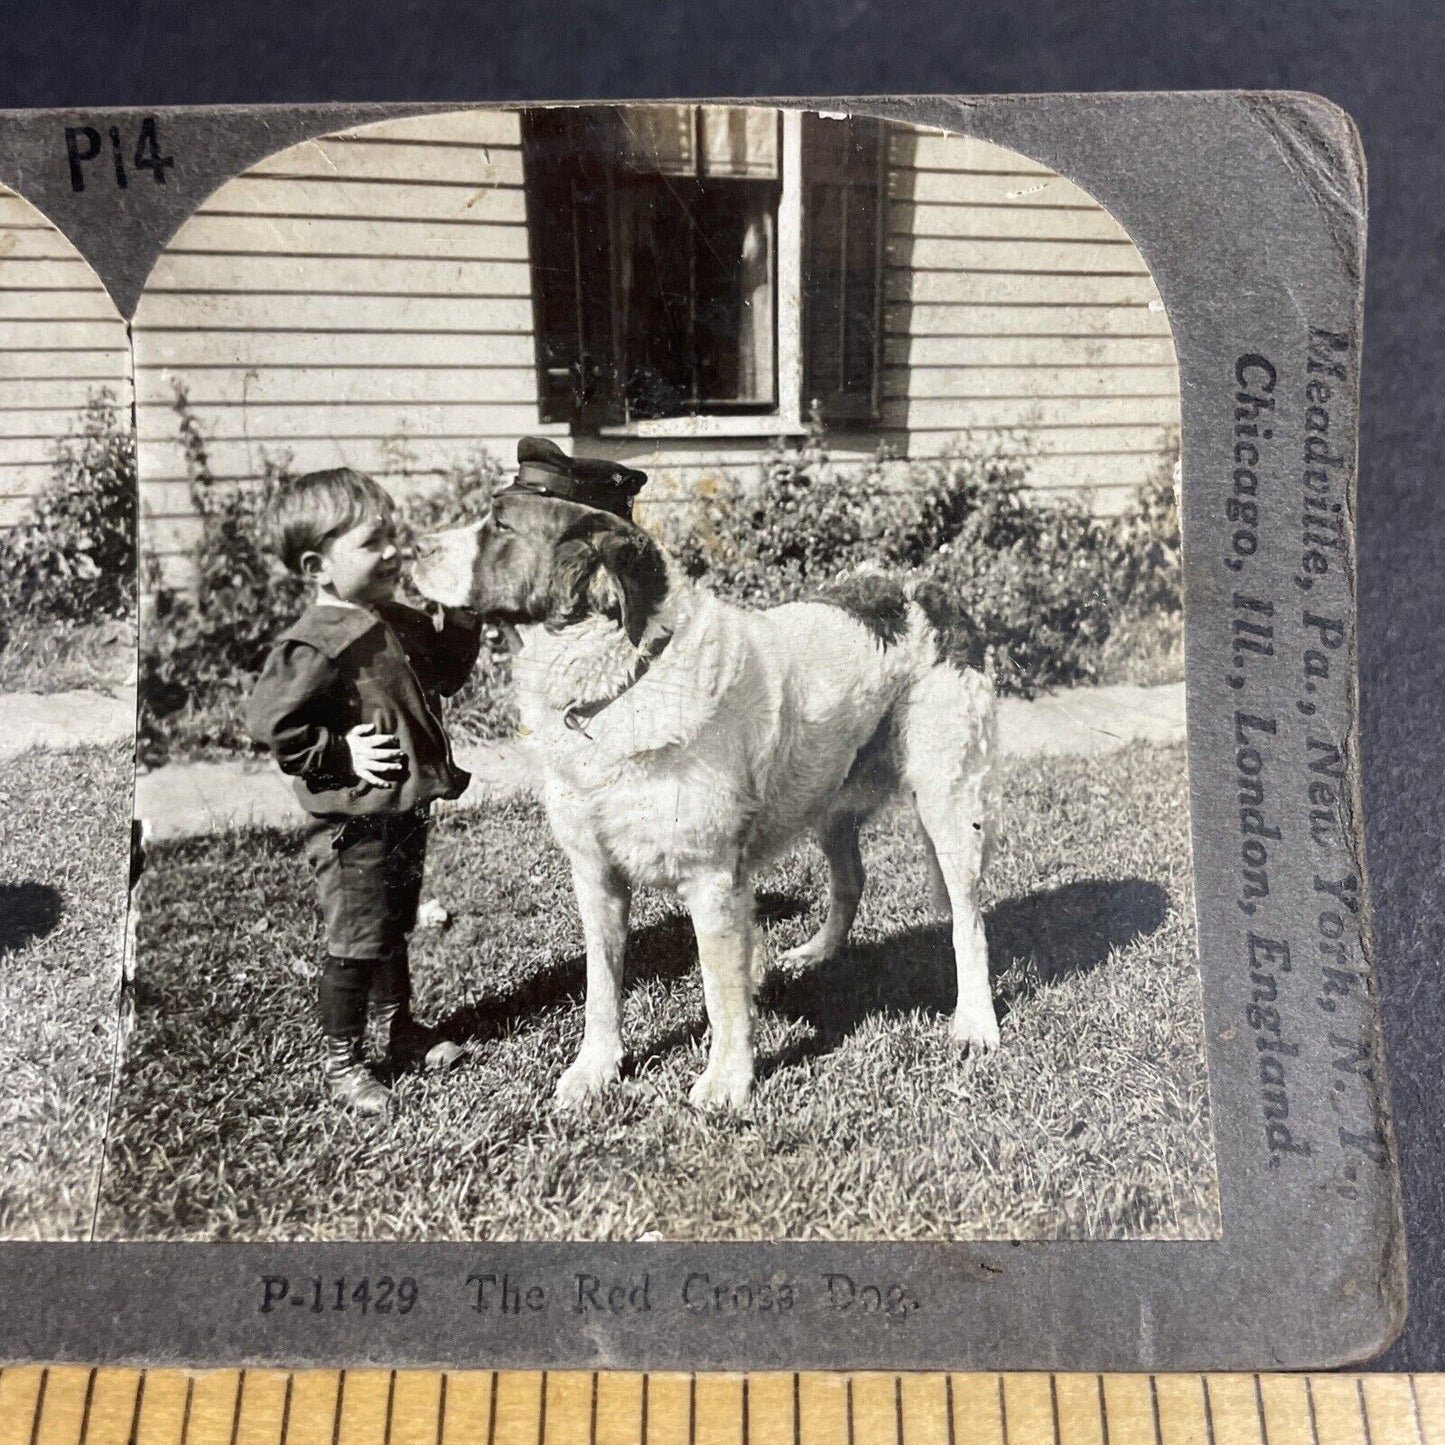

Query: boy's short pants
left=303, top=805, right=430, bottom=959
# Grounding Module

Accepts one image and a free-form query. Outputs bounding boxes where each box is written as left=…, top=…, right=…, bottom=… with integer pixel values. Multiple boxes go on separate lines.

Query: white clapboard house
left=0, top=188, right=131, bottom=530
left=0, top=107, right=1180, bottom=588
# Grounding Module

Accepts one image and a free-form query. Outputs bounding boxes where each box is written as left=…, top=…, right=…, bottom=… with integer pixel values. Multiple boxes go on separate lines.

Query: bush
left=1093, top=467, right=1185, bottom=686
left=0, top=392, right=136, bottom=633
left=656, top=416, right=1182, bottom=696
left=139, top=395, right=1182, bottom=765
left=138, top=388, right=305, bottom=763
left=139, top=393, right=518, bottom=765
left=653, top=409, right=1035, bottom=609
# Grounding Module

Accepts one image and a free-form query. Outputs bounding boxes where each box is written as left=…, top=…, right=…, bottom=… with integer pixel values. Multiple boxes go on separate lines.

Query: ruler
left=0, top=1370, right=1440, bottom=1445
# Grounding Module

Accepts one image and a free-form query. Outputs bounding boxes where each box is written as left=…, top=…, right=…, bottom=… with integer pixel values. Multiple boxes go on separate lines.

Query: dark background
left=3, top=0, right=1440, bottom=1368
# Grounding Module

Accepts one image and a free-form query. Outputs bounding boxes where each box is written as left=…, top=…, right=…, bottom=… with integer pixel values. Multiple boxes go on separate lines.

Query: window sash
left=529, top=108, right=873, bottom=437
left=610, top=174, right=779, bottom=422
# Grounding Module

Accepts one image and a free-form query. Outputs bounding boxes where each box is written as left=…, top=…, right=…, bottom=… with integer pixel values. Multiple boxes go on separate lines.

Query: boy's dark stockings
left=320, top=948, right=411, bottom=1072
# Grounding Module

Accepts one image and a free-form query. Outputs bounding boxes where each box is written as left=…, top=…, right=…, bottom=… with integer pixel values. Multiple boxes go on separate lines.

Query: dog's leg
left=919, top=824, right=952, bottom=917
left=913, top=780, right=998, bottom=1053
left=681, top=872, right=756, bottom=1110
left=781, top=812, right=864, bottom=967
left=555, top=844, right=632, bottom=1109
left=904, top=673, right=999, bottom=1055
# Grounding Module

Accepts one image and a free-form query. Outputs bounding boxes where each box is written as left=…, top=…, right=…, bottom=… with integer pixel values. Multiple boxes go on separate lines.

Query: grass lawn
left=0, top=743, right=132, bottom=1238
left=0, top=617, right=135, bottom=696
left=100, top=743, right=1217, bottom=1243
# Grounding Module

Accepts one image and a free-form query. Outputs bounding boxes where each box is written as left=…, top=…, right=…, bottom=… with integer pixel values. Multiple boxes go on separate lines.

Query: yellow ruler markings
left=1360, top=1374, right=1420, bottom=1445
left=543, top=1370, right=593, bottom=1445
left=1201, top=1376, right=1263, bottom=1445
left=797, top=1372, right=847, bottom=1445
left=233, top=1373, right=289, bottom=1445
left=436, top=1370, right=492, bottom=1445
left=335, top=1369, right=393, bottom=1445
left=1412, top=1379, right=1445, bottom=1445
left=897, top=1374, right=950, bottom=1445
left=646, top=1376, right=693, bottom=1445
left=594, top=1373, right=646, bottom=1445
left=850, top=1371, right=900, bottom=1445
left=1154, top=1376, right=1209, bottom=1445
left=130, top=1366, right=189, bottom=1445
left=1101, top=1375, right=1158, bottom=1445
left=0, top=1362, right=47, bottom=1445
left=951, top=1374, right=1004, bottom=1445
left=1310, top=1377, right=1370, bottom=1445
left=743, top=1375, right=794, bottom=1445
left=3, top=1369, right=1445, bottom=1445
left=1360, top=1378, right=1424, bottom=1445
left=73, top=1370, right=141, bottom=1445
left=694, top=1374, right=746, bottom=1445
left=33, top=1367, right=100, bottom=1445
left=1053, top=1375, right=1105, bottom=1445
left=281, top=1370, right=338, bottom=1445
left=385, top=1371, right=442, bottom=1445
left=1004, top=1374, right=1057, bottom=1445
left=495, top=1371, right=546, bottom=1445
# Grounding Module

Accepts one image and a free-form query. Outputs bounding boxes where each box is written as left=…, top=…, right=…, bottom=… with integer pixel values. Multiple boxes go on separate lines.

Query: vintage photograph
left=0, top=184, right=135, bottom=1239
left=103, top=103, right=1216, bottom=1243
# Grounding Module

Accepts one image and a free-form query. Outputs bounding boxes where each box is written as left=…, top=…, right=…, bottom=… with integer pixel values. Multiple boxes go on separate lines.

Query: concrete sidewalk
left=131, top=680, right=1185, bottom=841
left=135, top=739, right=537, bottom=840
left=1, top=686, right=135, bottom=759
left=1000, top=679, right=1185, bottom=758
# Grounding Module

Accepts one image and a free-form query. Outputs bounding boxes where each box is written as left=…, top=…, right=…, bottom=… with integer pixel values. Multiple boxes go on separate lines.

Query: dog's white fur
left=413, top=499, right=998, bottom=1110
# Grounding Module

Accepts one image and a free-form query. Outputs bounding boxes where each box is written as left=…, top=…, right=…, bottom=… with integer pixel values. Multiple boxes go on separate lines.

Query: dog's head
left=411, top=491, right=669, bottom=645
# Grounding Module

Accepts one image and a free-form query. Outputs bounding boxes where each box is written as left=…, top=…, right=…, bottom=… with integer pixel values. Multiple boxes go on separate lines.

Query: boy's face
left=305, top=511, right=401, bottom=606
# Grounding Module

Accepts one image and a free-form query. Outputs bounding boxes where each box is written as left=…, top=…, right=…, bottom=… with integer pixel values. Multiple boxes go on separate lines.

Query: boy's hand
left=345, top=723, right=405, bottom=787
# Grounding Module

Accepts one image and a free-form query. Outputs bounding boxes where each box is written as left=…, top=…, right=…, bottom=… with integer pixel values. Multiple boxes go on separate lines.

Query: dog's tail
left=908, top=578, right=990, bottom=677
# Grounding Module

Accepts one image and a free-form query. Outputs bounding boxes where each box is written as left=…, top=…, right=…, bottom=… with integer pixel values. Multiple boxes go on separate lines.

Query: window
left=522, top=107, right=885, bottom=435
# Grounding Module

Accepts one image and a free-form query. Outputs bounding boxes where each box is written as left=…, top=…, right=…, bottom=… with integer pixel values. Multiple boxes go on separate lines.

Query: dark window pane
left=524, top=107, right=781, bottom=428
left=696, top=186, right=776, bottom=406
left=616, top=179, right=695, bottom=418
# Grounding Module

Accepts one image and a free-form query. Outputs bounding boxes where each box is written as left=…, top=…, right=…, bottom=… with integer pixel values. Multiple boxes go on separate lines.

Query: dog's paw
left=779, top=935, right=839, bottom=969
left=688, top=1065, right=753, bottom=1112
left=748, top=945, right=772, bottom=990
left=554, top=1049, right=622, bottom=1109
left=950, top=1006, right=1001, bottom=1055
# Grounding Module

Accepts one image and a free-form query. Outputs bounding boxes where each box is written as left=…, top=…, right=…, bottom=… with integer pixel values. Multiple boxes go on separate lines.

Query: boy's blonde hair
left=267, top=468, right=397, bottom=575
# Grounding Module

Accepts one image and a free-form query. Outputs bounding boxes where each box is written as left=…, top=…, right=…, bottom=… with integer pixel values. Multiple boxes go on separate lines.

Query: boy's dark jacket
left=246, top=599, right=484, bottom=818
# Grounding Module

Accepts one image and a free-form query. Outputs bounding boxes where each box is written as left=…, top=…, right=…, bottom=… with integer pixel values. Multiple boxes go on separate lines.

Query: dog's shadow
left=756, top=876, right=1170, bottom=1077
left=438, top=881, right=1166, bottom=1075
left=0, top=882, right=63, bottom=956
left=438, top=891, right=807, bottom=1049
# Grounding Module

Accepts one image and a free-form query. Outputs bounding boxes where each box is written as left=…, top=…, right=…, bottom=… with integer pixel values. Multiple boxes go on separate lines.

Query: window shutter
left=521, top=111, right=624, bottom=427
left=800, top=114, right=887, bottom=425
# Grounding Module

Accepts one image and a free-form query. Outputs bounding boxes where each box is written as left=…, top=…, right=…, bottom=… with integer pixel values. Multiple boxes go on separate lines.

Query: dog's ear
left=546, top=517, right=667, bottom=644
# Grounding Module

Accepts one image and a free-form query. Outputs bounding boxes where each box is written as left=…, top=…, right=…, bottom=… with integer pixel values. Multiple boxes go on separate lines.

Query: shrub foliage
left=655, top=414, right=1181, bottom=695
left=139, top=396, right=1181, bottom=764
left=0, top=392, right=136, bottom=633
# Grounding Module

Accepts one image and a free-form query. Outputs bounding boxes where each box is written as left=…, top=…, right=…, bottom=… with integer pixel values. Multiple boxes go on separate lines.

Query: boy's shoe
left=328, top=1063, right=391, bottom=1115
left=387, top=1017, right=464, bottom=1073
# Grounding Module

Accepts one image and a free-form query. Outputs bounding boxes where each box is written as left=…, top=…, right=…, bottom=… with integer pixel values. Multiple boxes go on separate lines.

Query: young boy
left=246, top=468, right=484, bottom=1115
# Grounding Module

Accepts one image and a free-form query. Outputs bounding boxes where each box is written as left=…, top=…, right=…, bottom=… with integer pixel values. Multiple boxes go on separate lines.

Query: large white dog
left=412, top=492, right=998, bottom=1110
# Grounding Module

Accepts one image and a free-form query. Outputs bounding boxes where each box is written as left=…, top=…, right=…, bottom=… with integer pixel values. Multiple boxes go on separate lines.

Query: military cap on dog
left=506, top=436, right=648, bottom=520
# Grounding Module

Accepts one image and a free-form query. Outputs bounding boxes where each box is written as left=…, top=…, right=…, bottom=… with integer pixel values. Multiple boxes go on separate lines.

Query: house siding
left=878, top=128, right=1177, bottom=502
left=132, top=109, right=562, bottom=587
left=134, top=110, right=1179, bottom=585
left=0, top=187, right=131, bottom=529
